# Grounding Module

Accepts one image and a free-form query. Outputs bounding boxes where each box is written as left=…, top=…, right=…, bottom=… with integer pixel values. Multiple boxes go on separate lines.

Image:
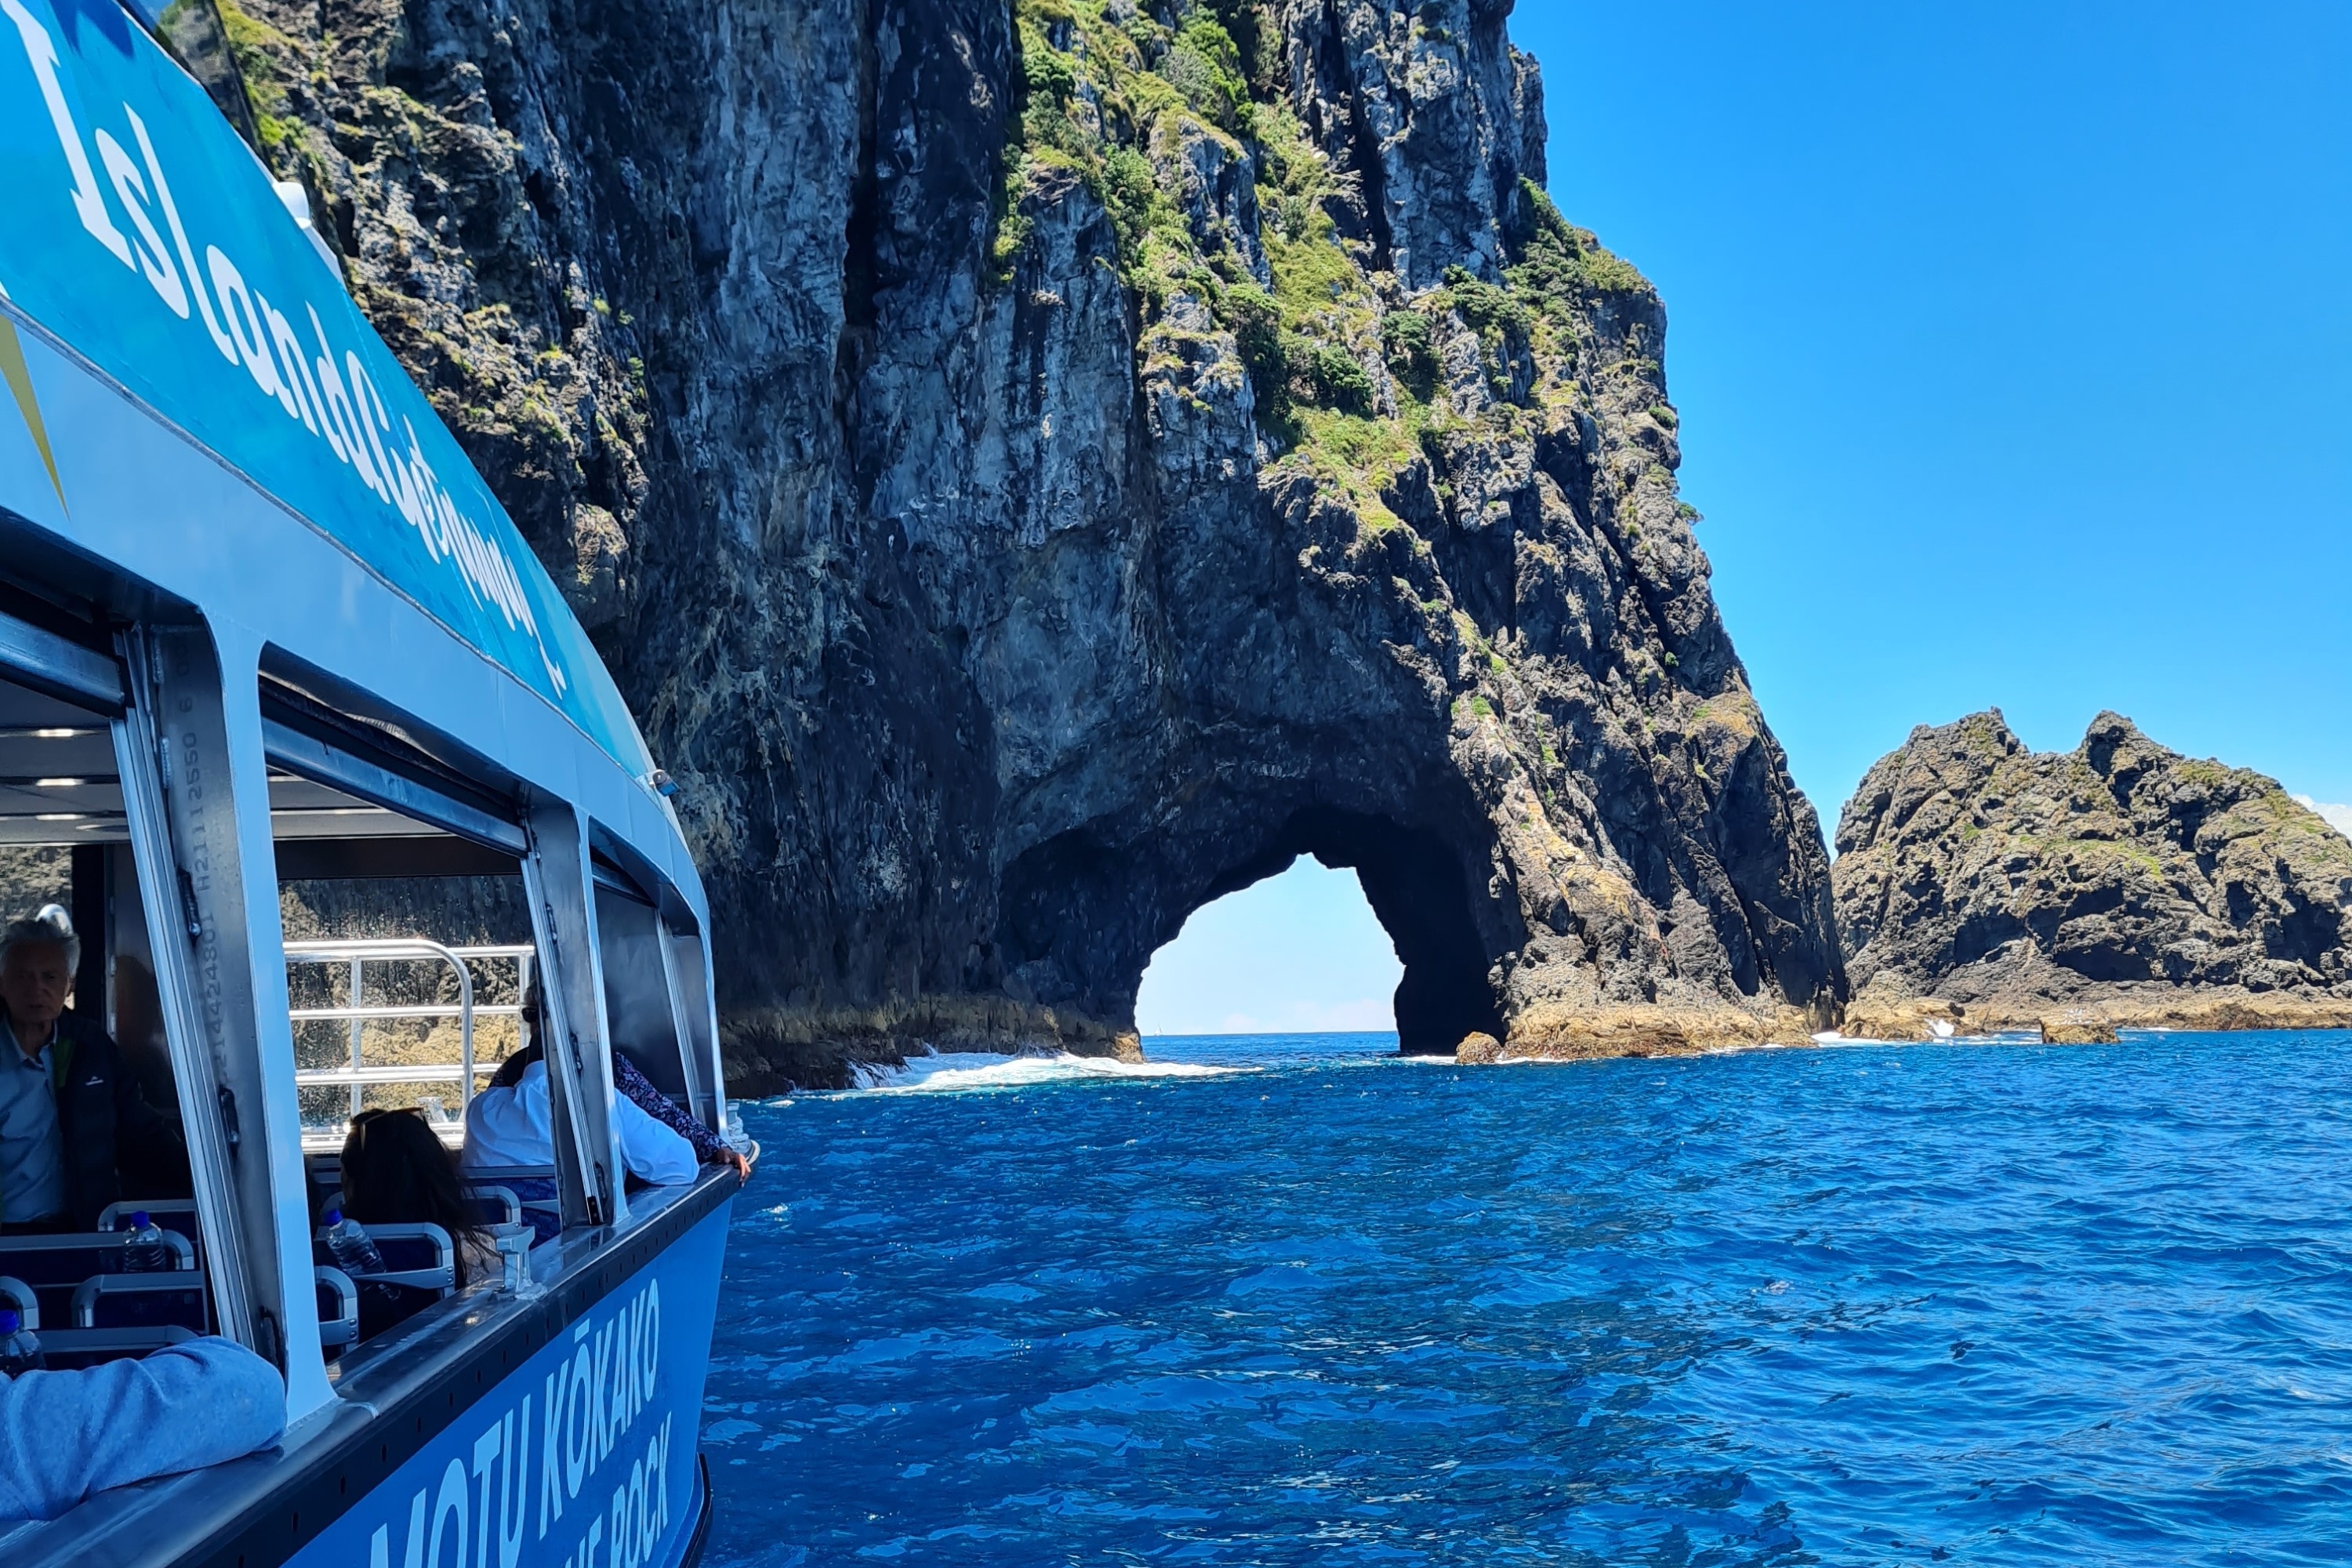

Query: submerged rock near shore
left=234, top=0, right=1843, bottom=1085
left=1833, top=711, right=2352, bottom=1038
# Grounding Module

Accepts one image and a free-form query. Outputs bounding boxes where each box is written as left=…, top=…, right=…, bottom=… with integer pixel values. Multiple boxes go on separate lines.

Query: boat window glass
left=0, top=662, right=211, bottom=1369
left=260, top=684, right=545, bottom=1354
left=270, top=781, right=535, bottom=1152
left=594, top=880, right=691, bottom=1102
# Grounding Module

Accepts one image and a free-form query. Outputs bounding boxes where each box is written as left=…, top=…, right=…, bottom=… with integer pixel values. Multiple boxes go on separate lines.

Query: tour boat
left=1, top=1, right=735, bottom=1561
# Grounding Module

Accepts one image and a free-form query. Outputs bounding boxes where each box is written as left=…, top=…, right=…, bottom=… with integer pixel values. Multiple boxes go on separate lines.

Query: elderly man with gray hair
left=0, top=908, right=185, bottom=1233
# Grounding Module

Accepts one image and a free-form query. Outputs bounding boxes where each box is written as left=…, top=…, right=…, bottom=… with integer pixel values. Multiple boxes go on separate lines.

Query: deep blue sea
left=699, top=1030, right=2352, bottom=1566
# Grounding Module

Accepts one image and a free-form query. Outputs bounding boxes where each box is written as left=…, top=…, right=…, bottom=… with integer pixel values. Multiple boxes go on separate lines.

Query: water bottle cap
left=0, top=1308, right=17, bottom=1334
left=323, top=1208, right=343, bottom=1226
left=129, top=1210, right=150, bottom=1228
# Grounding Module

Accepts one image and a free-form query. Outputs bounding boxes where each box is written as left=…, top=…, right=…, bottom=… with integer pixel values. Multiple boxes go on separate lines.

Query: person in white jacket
left=462, top=1047, right=696, bottom=1187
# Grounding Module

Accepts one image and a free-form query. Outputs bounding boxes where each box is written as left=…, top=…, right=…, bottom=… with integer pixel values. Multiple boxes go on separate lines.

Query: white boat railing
left=284, top=941, right=535, bottom=1149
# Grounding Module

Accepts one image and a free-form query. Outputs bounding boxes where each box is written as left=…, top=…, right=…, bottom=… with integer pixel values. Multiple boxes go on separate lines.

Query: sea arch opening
left=997, top=806, right=1510, bottom=1056
left=1136, top=857, right=1400, bottom=1036
left=1140, top=807, right=1507, bottom=1054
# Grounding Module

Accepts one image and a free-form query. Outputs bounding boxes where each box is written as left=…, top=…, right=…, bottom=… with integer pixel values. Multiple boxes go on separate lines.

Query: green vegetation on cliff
left=1000, top=0, right=1655, bottom=483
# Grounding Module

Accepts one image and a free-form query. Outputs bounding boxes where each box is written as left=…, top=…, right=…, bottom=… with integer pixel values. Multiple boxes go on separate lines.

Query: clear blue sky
left=1140, top=2, right=2352, bottom=1037
left=1136, top=859, right=1400, bottom=1036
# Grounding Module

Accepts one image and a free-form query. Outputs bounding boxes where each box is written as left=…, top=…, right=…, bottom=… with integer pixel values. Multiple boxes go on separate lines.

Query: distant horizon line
left=1142, top=1029, right=1400, bottom=1040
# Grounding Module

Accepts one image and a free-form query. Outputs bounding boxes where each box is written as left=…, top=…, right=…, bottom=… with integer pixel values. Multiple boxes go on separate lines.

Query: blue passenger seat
left=71, top=1270, right=211, bottom=1332
left=0, top=1230, right=198, bottom=1332
left=463, top=1185, right=522, bottom=1228
left=317, top=1266, right=359, bottom=1353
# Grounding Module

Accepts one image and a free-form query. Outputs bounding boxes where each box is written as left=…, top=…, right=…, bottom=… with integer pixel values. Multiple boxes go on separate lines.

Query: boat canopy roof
left=0, top=0, right=654, bottom=782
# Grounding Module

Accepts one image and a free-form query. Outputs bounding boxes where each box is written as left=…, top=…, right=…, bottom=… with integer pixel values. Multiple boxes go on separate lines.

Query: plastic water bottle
left=0, top=1308, right=42, bottom=1374
left=119, top=1210, right=172, bottom=1272
left=321, top=1209, right=387, bottom=1278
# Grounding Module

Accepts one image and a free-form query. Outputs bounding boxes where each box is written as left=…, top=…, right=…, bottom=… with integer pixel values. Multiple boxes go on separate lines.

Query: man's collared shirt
left=0, top=1014, right=67, bottom=1224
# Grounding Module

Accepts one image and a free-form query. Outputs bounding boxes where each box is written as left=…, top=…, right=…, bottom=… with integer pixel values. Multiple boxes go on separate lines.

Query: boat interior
left=0, top=638, right=729, bottom=1376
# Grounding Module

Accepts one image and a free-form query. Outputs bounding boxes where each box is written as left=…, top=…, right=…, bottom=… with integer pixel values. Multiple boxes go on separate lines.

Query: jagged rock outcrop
left=1835, top=711, right=2352, bottom=1037
left=225, top=0, right=1844, bottom=1085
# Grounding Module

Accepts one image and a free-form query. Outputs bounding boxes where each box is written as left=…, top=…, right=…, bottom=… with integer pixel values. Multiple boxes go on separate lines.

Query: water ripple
left=704, top=1030, right=2352, bottom=1566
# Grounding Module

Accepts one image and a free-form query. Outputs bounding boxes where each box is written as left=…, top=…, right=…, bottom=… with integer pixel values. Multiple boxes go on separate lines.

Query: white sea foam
left=850, top=1048, right=1240, bottom=1093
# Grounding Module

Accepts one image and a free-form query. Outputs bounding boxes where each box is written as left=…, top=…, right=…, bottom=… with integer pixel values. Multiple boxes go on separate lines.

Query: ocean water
left=699, top=1030, right=2352, bottom=1566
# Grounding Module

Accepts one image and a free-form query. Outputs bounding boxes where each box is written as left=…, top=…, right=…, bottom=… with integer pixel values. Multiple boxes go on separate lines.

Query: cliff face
left=228, top=0, right=1844, bottom=1083
left=1835, top=711, right=2352, bottom=1036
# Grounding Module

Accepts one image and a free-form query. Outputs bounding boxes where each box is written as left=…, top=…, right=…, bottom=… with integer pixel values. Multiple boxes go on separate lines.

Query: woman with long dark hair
left=339, top=1108, right=493, bottom=1290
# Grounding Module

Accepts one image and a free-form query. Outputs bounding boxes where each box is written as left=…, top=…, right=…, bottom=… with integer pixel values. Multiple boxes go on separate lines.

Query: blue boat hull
left=289, top=1200, right=729, bottom=1568
left=75, top=1181, right=746, bottom=1568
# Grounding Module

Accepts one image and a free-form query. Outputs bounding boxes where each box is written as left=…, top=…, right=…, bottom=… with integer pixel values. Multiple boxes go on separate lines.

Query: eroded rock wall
left=229, top=0, right=1843, bottom=1084
left=1834, top=710, right=2352, bottom=1036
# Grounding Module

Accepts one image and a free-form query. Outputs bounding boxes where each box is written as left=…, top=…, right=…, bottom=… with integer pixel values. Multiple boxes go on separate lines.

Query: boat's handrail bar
left=290, top=1064, right=494, bottom=1087
left=289, top=1004, right=522, bottom=1022
left=281, top=942, right=538, bottom=956
left=314, top=1267, right=358, bottom=1351
left=282, top=941, right=538, bottom=1124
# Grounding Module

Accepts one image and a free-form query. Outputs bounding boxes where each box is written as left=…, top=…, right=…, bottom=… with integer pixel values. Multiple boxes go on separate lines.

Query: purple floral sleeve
left=613, top=1051, right=728, bottom=1163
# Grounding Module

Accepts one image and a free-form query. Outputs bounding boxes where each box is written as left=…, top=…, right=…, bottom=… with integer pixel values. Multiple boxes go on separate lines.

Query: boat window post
left=698, top=933, right=728, bottom=1140
left=521, top=800, right=628, bottom=1229
left=116, top=624, right=331, bottom=1416
left=654, top=914, right=715, bottom=1131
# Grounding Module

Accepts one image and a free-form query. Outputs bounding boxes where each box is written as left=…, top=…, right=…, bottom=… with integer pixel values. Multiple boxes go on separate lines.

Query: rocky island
left=1834, top=711, right=2352, bottom=1041
left=225, top=0, right=1847, bottom=1083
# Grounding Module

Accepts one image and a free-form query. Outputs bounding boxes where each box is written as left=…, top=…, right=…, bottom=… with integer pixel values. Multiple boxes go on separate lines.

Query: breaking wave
left=848, top=1048, right=1240, bottom=1093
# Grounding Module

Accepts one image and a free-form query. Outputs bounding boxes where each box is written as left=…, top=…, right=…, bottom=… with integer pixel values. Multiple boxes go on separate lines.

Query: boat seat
left=0, top=1229, right=198, bottom=1275
left=71, top=1271, right=210, bottom=1333
left=343, top=1222, right=456, bottom=1294
left=464, top=1165, right=561, bottom=1241
left=0, top=1230, right=197, bottom=1326
left=36, top=1324, right=198, bottom=1367
left=308, top=1221, right=456, bottom=1345
left=463, top=1185, right=521, bottom=1228
left=316, top=1266, right=358, bottom=1352
left=463, top=1163, right=557, bottom=1183
left=321, top=1185, right=520, bottom=1229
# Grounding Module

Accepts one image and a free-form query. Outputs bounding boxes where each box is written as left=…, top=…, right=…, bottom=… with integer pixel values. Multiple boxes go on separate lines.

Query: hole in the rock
left=1137, top=859, right=1402, bottom=1037
left=1138, top=808, right=1508, bottom=1054
left=1000, top=807, right=1509, bottom=1055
